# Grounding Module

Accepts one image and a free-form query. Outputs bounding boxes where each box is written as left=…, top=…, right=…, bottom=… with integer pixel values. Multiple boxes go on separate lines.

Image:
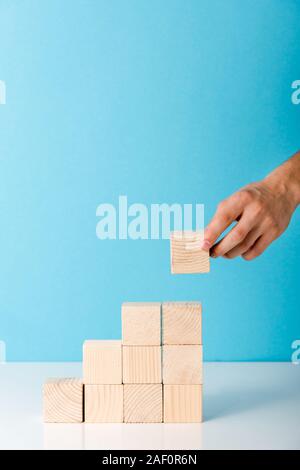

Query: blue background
left=0, top=0, right=299, bottom=361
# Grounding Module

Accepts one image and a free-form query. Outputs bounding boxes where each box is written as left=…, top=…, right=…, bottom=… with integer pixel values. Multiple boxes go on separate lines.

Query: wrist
left=264, top=156, right=300, bottom=209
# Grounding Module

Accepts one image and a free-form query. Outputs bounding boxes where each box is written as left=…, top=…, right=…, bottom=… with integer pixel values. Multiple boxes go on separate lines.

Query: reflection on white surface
left=43, top=423, right=202, bottom=450
left=119, top=424, right=165, bottom=450
left=84, top=424, right=123, bottom=450
left=44, top=424, right=84, bottom=450
left=84, top=423, right=202, bottom=450
left=163, top=424, right=202, bottom=450
left=0, top=363, right=299, bottom=450
left=84, top=424, right=165, bottom=450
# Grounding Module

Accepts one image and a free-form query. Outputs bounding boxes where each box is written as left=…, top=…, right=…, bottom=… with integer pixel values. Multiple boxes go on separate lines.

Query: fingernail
left=201, top=239, right=211, bottom=251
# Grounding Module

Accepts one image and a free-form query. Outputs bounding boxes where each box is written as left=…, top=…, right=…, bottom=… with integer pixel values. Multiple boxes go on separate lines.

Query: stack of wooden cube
left=43, top=301, right=202, bottom=423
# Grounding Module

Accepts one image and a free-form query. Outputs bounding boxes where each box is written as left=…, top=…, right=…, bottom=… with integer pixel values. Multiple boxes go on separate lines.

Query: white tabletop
left=0, top=362, right=299, bottom=450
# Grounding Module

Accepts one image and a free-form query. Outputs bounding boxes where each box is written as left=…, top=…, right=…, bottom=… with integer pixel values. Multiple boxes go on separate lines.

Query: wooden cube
left=163, top=345, right=203, bottom=384
left=83, top=340, right=122, bottom=384
left=170, top=231, right=210, bottom=274
left=85, top=385, right=123, bottom=423
left=123, top=346, right=162, bottom=384
left=124, top=384, right=162, bottom=423
left=164, top=385, right=202, bottom=423
left=163, top=302, right=202, bottom=345
left=122, top=302, right=161, bottom=346
left=43, top=378, right=83, bottom=423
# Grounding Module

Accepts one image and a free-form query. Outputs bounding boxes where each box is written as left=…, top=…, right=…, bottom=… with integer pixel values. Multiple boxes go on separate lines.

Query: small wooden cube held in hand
left=170, top=231, right=210, bottom=274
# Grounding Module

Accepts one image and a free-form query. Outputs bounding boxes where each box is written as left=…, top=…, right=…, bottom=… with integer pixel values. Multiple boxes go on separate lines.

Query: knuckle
left=232, top=226, right=246, bottom=243
left=252, top=201, right=264, bottom=217
left=250, top=247, right=259, bottom=257
left=242, top=252, right=253, bottom=261
left=269, top=219, right=283, bottom=240
left=252, top=246, right=264, bottom=258
left=213, top=247, right=222, bottom=257
left=220, top=215, right=231, bottom=225
left=272, top=220, right=281, bottom=232
left=274, top=227, right=282, bottom=238
left=238, top=188, right=253, bottom=204
left=217, top=200, right=228, bottom=212
left=225, top=252, right=236, bottom=259
left=240, top=240, right=251, bottom=252
left=218, top=211, right=232, bottom=225
left=264, top=214, right=273, bottom=226
left=266, top=214, right=280, bottom=232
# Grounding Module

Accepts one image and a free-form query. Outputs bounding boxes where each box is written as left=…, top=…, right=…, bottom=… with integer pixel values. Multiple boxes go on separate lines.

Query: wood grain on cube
left=43, top=378, right=83, bottom=423
left=163, top=345, right=203, bottom=384
left=123, top=346, right=162, bottom=384
left=170, top=231, right=210, bottom=274
left=83, top=340, right=122, bottom=384
left=163, top=302, right=202, bottom=345
left=122, top=302, right=161, bottom=346
left=164, top=385, right=202, bottom=423
left=124, top=384, right=162, bottom=423
left=85, top=385, right=123, bottom=423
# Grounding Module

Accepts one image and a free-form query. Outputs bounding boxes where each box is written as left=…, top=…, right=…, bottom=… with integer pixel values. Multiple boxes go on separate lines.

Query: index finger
left=202, top=196, right=243, bottom=251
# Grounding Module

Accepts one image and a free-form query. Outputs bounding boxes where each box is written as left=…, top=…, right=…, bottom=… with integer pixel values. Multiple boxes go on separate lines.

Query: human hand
left=202, top=155, right=300, bottom=261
